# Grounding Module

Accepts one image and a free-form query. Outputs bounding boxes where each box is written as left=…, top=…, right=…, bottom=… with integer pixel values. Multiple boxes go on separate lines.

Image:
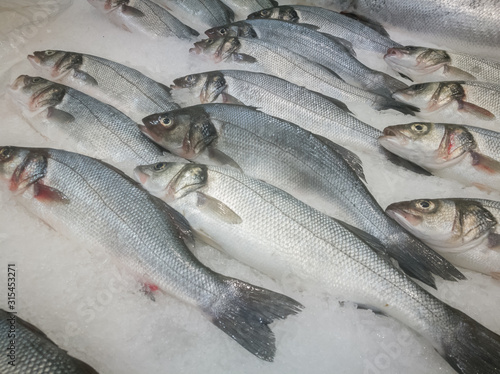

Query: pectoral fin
left=320, top=33, right=356, bottom=57
left=471, top=151, right=500, bottom=174
left=73, top=70, right=98, bottom=86
left=33, top=183, right=69, bottom=204
left=47, top=107, right=75, bottom=124
left=196, top=192, right=242, bottom=224
left=208, top=147, right=242, bottom=171
left=487, top=233, right=500, bottom=249
left=161, top=202, right=196, bottom=248
left=222, top=93, right=245, bottom=105
left=458, top=101, right=495, bottom=120
left=232, top=53, right=257, bottom=63
left=121, top=4, right=145, bottom=17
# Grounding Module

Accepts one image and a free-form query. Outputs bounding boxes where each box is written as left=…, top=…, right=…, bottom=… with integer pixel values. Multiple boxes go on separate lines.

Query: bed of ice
left=0, top=1, right=499, bottom=373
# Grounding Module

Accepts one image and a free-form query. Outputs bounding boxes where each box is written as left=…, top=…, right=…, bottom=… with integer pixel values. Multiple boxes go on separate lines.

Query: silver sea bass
left=247, top=5, right=401, bottom=54
left=155, top=0, right=234, bottom=29
left=384, top=46, right=500, bottom=84
left=325, top=0, right=500, bottom=60
left=205, top=19, right=407, bottom=97
left=170, top=70, right=422, bottom=171
left=8, top=75, right=169, bottom=167
left=379, top=122, right=500, bottom=192
left=0, top=147, right=303, bottom=361
left=87, top=0, right=199, bottom=39
left=135, top=161, right=500, bottom=374
left=0, top=309, right=99, bottom=374
left=190, top=37, right=416, bottom=115
left=28, top=50, right=180, bottom=123
left=393, top=81, right=500, bottom=125
left=140, top=104, right=463, bottom=288
left=386, top=198, right=500, bottom=279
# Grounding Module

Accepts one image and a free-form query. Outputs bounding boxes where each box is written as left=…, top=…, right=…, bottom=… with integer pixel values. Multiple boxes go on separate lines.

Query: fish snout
left=386, top=202, right=422, bottom=227
left=27, top=54, right=41, bottom=66
left=384, top=48, right=405, bottom=59
left=133, top=167, right=150, bottom=186
left=9, top=75, right=28, bottom=91
left=189, top=42, right=203, bottom=55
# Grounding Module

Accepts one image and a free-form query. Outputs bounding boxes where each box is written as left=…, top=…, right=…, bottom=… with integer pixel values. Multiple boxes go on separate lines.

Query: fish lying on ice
left=218, top=0, right=277, bottom=20
left=28, top=50, right=180, bottom=123
left=0, top=146, right=303, bottom=361
left=0, top=309, right=99, bottom=373
left=155, top=0, right=234, bottom=29
left=379, top=122, right=500, bottom=192
left=386, top=198, right=500, bottom=279
left=384, top=46, right=500, bottom=84
left=140, top=104, right=464, bottom=288
left=135, top=161, right=500, bottom=374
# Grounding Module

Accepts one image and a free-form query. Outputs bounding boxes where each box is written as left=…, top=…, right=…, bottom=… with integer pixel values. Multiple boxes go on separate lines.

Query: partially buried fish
left=247, top=5, right=401, bottom=55
left=28, top=50, right=180, bottom=123
left=141, top=104, right=464, bottom=289
left=155, top=0, right=234, bottom=29
left=379, top=122, right=500, bottom=192
left=135, top=161, right=500, bottom=374
left=0, top=309, right=99, bottom=373
left=87, top=0, right=199, bottom=40
left=393, top=81, right=500, bottom=125
left=384, top=46, right=500, bottom=84
left=0, top=146, right=303, bottom=361
left=8, top=75, right=173, bottom=169
left=386, top=198, right=500, bottom=280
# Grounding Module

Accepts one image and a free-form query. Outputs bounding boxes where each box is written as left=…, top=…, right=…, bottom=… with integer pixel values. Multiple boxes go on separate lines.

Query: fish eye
left=412, top=84, right=426, bottom=91
left=206, top=39, right=214, bottom=45
left=153, top=162, right=167, bottom=171
left=0, top=147, right=12, bottom=160
left=411, top=123, right=427, bottom=132
left=44, top=50, right=56, bottom=56
left=417, top=200, right=433, bottom=209
left=160, top=116, right=173, bottom=127
left=185, top=75, right=195, bottom=83
left=218, top=28, right=227, bottom=35
left=260, top=10, right=270, bottom=17
left=31, top=77, right=42, bottom=83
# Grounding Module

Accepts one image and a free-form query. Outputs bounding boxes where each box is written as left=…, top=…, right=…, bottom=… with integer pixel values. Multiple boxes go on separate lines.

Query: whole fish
left=218, top=0, right=277, bottom=20
left=393, top=81, right=500, bottom=124
left=386, top=198, right=500, bottom=279
left=8, top=75, right=173, bottom=167
left=384, top=46, right=500, bottom=83
left=28, top=50, right=180, bottom=123
left=0, top=309, right=99, bottom=373
left=190, top=37, right=416, bottom=115
left=324, top=0, right=500, bottom=60
left=155, top=0, right=234, bottom=29
left=379, top=122, right=500, bottom=192
left=141, top=104, right=464, bottom=288
left=87, top=0, right=199, bottom=40
left=135, top=161, right=500, bottom=374
left=247, top=5, right=401, bottom=54
left=204, top=19, right=407, bottom=97
left=0, top=146, right=302, bottom=361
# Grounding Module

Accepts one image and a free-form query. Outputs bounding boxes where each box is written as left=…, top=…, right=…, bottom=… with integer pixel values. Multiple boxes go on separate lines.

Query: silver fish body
left=385, top=46, right=500, bottom=84
left=327, top=0, right=500, bottom=60
left=247, top=5, right=401, bottom=54
left=135, top=161, right=500, bottom=374
left=0, top=147, right=302, bottom=361
left=189, top=39, right=416, bottom=114
left=87, top=0, right=199, bottom=40
left=0, top=309, right=98, bottom=374
left=28, top=50, right=180, bottom=123
left=393, top=81, right=500, bottom=124
left=204, top=19, right=407, bottom=97
left=218, top=0, right=277, bottom=20
left=141, top=104, right=463, bottom=288
left=155, top=0, right=234, bottom=29
left=386, top=198, right=500, bottom=279
left=380, top=122, right=500, bottom=192
left=8, top=75, right=170, bottom=168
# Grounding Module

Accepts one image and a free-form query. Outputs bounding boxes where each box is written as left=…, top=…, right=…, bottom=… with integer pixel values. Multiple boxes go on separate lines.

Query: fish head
left=28, top=50, right=81, bottom=80
left=0, top=147, right=48, bottom=194
left=135, top=162, right=207, bottom=201
left=247, top=6, right=299, bottom=22
left=392, top=82, right=441, bottom=110
left=205, top=21, right=256, bottom=39
left=190, top=37, right=238, bottom=63
left=8, top=75, right=65, bottom=112
left=141, top=108, right=216, bottom=160
left=387, top=199, right=497, bottom=252
left=171, top=72, right=227, bottom=104
left=384, top=46, right=450, bottom=74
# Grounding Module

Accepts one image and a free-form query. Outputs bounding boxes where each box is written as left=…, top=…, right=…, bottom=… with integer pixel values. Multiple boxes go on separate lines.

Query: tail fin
left=206, top=277, right=303, bottom=361
left=385, top=230, right=465, bottom=288
left=373, top=95, right=420, bottom=115
left=442, top=306, right=500, bottom=374
left=368, top=73, right=409, bottom=98
left=382, top=148, right=432, bottom=176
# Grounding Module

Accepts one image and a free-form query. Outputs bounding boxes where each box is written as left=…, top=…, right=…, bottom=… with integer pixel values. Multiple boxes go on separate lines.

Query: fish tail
left=205, top=277, right=303, bottom=361
left=368, top=73, right=409, bottom=98
left=381, top=73, right=409, bottom=93
left=441, top=305, right=500, bottom=374
left=385, top=232, right=465, bottom=288
left=373, top=96, right=420, bottom=115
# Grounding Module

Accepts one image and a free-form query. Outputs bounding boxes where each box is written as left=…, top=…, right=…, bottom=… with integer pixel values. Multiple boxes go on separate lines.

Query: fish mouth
left=189, top=42, right=203, bottom=54
left=386, top=203, right=422, bottom=227
left=27, top=54, right=41, bottom=66
left=384, top=48, right=406, bottom=60
left=380, top=126, right=409, bottom=146
left=133, top=167, right=150, bottom=185
left=9, top=75, right=27, bottom=91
